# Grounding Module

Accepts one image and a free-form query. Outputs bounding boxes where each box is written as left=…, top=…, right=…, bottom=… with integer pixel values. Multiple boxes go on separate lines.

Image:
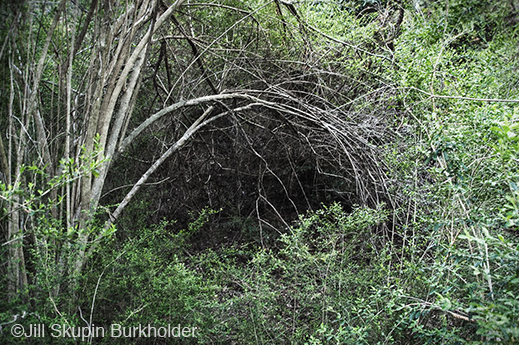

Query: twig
left=410, top=87, right=519, bottom=103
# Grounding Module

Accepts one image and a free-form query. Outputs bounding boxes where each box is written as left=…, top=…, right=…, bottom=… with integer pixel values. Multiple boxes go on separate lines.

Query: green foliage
left=198, top=203, right=395, bottom=344
left=3, top=2, right=519, bottom=344
left=0, top=141, right=110, bottom=337
left=383, top=1, right=519, bottom=343
left=301, top=1, right=377, bottom=42
left=461, top=230, right=519, bottom=343
left=491, top=121, right=519, bottom=229
left=83, top=210, right=222, bottom=344
left=394, top=227, right=519, bottom=344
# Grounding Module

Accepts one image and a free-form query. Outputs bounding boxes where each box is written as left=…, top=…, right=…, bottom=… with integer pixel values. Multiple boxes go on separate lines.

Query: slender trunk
left=73, top=0, right=186, bottom=276
left=7, top=60, right=28, bottom=300
left=4, top=0, right=192, bottom=303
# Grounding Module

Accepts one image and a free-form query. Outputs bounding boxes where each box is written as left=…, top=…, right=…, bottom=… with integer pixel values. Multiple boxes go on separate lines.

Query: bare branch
left=118, top=93, right=277, bottom=153
left=410, top=86, right=519, bottom=103
left=107, top=105, right=215, bottom=228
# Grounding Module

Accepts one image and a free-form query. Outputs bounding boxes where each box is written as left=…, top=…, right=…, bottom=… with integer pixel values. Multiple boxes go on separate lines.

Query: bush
left=201, top=203, right=399, bottom=344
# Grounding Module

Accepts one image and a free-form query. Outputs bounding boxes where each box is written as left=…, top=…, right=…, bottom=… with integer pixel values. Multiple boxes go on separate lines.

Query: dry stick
left=405, top=301, right=474, bottom=322
left=0, top=12, right=20, bottom=188
left=104, top=102, right=264, bottom=232
left=304, top=20, right=395, bottom=64
left=49, top=295, right=75, bottom=336
left=232, top=111, right=301, bottom=217
left=66, top=2, right=79, bottom=230
left=101, top=179, right=170, bottom=200
left=26, top=0, right=67, bottom=120
left=118, top=93, right=278, bottom=153
left=183, top=2, right=253, bottom=16
left=273, top=87, right=384, bottom=203
left=73, top=1, right=154, bottom=279
left=95, top=0, right=166, bottom=163
left=106, top=106, right=214, bottom=229
left=5, top=0, right=68, bottom=295
left=73, top=0, right=98, bottom=57
left=410, top=87, right=519, bottom=103
left=0, top=12, right=20, bottom=62
left=162, top=1, right=272, bottom=106
left=170, top=15, right=218, bottom=94
left=11, top=0, right=66, bottom=184
left=286, top=149, right=312, bottom=209
left=94, top=4, right=154, bottom=158
left=87, top=251, right=120, bottom=343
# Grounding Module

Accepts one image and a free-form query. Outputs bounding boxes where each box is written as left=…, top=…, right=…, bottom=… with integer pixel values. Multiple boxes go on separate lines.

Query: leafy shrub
left=201, top=203, right=398, bottom=344
left=86, top=210, right=222, bottom=344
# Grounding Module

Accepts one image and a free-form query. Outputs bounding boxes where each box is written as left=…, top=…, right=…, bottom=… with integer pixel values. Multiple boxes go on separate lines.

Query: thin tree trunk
left=7, top=58, right=27, bottom=299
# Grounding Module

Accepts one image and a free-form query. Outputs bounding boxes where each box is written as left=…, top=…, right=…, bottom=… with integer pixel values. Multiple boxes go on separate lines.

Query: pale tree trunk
left=7, top=61, right=27, bottom=300
left=2, top=0, right=230, bottom=302
left=68, top=0, right=188, bottom=282
left=5, top=0, right=67, bottom=298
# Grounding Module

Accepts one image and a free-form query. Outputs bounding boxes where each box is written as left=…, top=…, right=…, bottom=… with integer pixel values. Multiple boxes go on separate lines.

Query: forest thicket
left=1, top=0, right=519, bottom=343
